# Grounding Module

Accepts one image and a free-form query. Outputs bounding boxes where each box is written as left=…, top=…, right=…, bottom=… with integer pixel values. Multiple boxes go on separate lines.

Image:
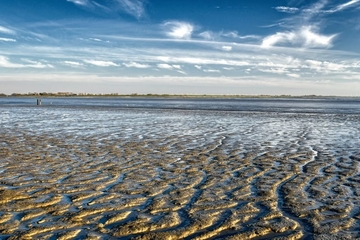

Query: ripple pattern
left=0, top=107, right=360, bottom=239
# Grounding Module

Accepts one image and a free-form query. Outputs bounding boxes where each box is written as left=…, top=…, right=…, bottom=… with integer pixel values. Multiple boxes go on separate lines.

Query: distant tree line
left=0, top=93, right=342, bottom=99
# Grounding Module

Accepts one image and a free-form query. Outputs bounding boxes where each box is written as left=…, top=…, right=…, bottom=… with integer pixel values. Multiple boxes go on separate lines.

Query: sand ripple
left=0, top=107, right=360, bottom=239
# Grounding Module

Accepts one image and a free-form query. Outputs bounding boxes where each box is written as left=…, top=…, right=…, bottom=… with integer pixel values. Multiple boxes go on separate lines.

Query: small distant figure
left=37, top=99, right=42, bottom=105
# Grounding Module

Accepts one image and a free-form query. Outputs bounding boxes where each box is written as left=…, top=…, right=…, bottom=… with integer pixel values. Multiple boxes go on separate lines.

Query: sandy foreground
left=0, top=107, right=359, bottom=239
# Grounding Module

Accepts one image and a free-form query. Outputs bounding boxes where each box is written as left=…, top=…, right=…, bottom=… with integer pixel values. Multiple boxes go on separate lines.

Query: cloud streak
left=163, top=21, right=194, bottom=39
left=63, top=61, right=84, bottom=68
left=84, top=59, right=119, bottom=67
left=67, top=0, right=89, bottom=7
left=123, top=62, right=150, bottom=68
left=0, top=25, right=16, bottom=35
left=332, top=0, right=360, bottom=12
left=0, top=37, right=16, bottom=42
left=0, top=56, right=53, bottom=68
left=275, top=6, right=300, bottom=13
left=67, top=0, right=147, bottom=19
left=198, top=30, right=260, bottom=41
left=265, top=0, right=348, bottom=50
left=115, top=0, right=146, bottom=19
left=262, top=26, right=337, bottom=48
left=157, top=63, right=174, bottom=69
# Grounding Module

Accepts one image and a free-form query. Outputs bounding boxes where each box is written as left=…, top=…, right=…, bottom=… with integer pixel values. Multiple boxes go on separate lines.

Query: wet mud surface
left=0, top=107, right=360, bottom=239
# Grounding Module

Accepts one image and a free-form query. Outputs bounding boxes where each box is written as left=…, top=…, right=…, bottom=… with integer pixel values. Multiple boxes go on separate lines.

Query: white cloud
left=0, top=56, right=53, bottom=68
left=157, top=63, right=174, bottom=69
left=0, top=26, right=16, bottom=35
left=156, top=63, right=183, bottom=70
left=198, top=30, right=260, bottom=42
left=223, top=67, right=234, bottom=70
left=0, top=37, right=16, bottom=42
left=262, top=32, right=296, bottom=48
left=84, top=60, right=119, bottom=67
left=222, top=31, right=260, bottom=40
left=67, top=0, right=146, bottom=18
left=199, top=31, right=216, bottom=40
left=163, top=21, right=194, bottom=39
left=204, top=69, right=221, bottom=73
left=89, top=38, right=102, bottom=42
left=305, top=59, right=322, bottom=69
left=123, top=62, right=150, bottom=68
left=275, top=6, right=300, bottom=13
left=0, top=56, right=22, bottom=68
left=304, top=59, right=346, bottom=73
left=21, top=59, right=54, bottom=68
left=287, top=73, right=300, bottom=78
left=63, top=61, right=84, bottom=67
left=300, top=26, right=337, bottom=48
left=222, top=31, right=240, bottom=38
left=332, top=0, right=360, bottom=12
left=222, top=46, right=232, bottom=51
left=194, top=65, right=202, bottom=70
left=301, top=0, right=329, bottom=17
left=115, top=0, right=146, bottom=19
left=261, top=26, right=336, bottom=48
left=259, top=68, right=289, bottom=74
left=156, top=56, right=250, bottom=67
left=177, top=70, right=187, bottom=75
left=172, top=65, right=181, bottom=69
left=67, top=0, right=89, bottom=6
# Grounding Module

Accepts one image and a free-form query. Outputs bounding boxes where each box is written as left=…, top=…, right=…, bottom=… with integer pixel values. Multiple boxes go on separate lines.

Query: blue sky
left=0, top=0, right=360, bottom=95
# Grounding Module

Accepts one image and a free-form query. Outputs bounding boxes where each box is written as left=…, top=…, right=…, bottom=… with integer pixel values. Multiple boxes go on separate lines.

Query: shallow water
left=1, top=96, right=360, bottom=114
left=0, top=98, right=360, bottom=239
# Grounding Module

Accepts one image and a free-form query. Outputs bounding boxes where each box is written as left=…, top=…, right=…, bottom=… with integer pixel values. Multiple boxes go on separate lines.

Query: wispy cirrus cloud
left=198, top=31, right=216, bottom=40
left=63, top=61, right=84, bottom=68
left=284, top=0, right=360, bottom=15
left=222, top=31, right=260, bottom=40
left=157, top=63, right=174, bottom=69
left=67, top=0, right=147, bottom=19
left=0, top=37, right=16, bottom=42
left=198, top=30, right=260, bottom=41
left=222, top=46, right=232, bottom=51
left=67, top=0, right=90, bottom=7
left=163, top=21, right=194, bottom=39
left=157, top=55, right=250, bottom=67
left=21, top=58, right=54, bottom=68
left=0, top=56, right=53, bottom=68
left=262, top=26, right=337, bottom=48
left=287, top=73, right=301, bottom=78
left=84, top=59, right=119, bottom=67
left=203, top=69, right=221, bottom=73
left=0, top=25, right=16, bottom=35
left=115, top=0, right=147, bottom=19
left=265, top=0, right=344, bottom=49
left=0, top=56, right=25, bottom=68
left=331, top=0, right=360, bottom=12
left=259, top=67, right=290, bottom=75
left=123, top=62, right=150, bottom=68
left=275, top=6, right=300, bottom=13
left=156, top=64, right=184, bottom=75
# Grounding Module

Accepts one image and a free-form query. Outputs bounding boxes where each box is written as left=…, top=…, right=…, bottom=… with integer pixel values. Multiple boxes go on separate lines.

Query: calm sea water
left=1, top=97, right=360, bottom=114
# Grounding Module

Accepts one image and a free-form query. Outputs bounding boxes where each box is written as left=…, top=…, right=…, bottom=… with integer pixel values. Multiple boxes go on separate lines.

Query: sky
left=0, top=0, right=360, bottom=95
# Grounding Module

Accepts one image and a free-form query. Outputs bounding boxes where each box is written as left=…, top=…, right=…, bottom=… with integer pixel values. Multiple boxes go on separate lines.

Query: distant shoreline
left=1, top=93, right=358, bottom=99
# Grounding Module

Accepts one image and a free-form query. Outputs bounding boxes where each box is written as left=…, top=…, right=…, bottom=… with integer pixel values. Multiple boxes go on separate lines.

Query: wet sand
left=0, top=107, right=360, bottom=239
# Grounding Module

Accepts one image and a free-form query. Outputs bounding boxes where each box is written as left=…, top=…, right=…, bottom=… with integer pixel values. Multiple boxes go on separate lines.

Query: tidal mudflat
left=1, top=102, right=360, bottom=239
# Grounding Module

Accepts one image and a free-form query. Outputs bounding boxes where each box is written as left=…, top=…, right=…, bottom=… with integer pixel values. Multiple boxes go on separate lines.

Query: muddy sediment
left=0, top=108, right=360, bottom=239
